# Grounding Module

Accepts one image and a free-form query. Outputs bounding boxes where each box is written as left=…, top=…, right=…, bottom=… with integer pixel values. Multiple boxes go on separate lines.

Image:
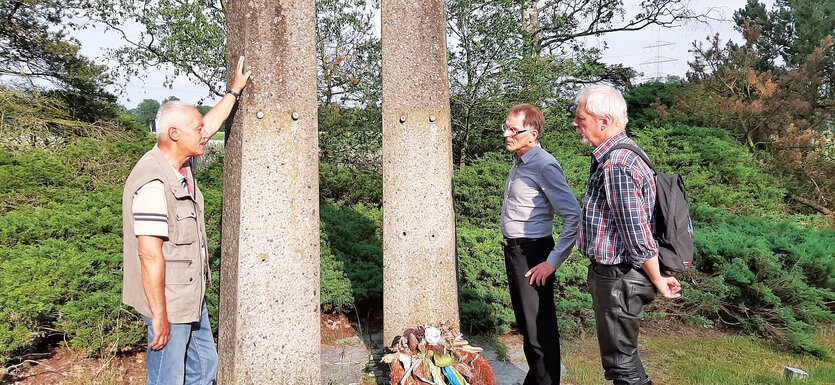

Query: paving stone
left=320, top=333, right=578, bottom=384
left=321, top=337, right=373, bottom=385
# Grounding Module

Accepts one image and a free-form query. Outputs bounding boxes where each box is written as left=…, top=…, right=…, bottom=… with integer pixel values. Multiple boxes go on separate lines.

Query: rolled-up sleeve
left=540, top=163, right=581, bottom=268
left=602, top=164, right=657, bottom=270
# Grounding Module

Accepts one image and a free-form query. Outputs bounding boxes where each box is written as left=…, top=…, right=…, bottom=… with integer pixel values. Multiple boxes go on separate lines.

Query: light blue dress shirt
left=501, top=146, right=581, bottom=268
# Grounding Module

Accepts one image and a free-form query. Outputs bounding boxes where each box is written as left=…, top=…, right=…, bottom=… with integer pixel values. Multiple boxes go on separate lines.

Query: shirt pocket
left=165, top=259, right=197, bottom=285
left=171, top=205, right=197, bottom=245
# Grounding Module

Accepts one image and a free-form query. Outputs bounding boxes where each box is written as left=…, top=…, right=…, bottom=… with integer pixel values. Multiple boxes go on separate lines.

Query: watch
left=226, top=89, right=241, bottom=101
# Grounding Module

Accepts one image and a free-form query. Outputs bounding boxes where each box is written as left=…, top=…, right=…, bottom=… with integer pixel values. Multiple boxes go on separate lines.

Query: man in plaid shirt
left=573, top=84, right=681, bottom=385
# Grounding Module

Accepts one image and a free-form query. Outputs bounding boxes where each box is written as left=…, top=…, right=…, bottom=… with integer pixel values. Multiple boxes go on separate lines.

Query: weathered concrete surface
left=380, top=0, right=459, bottom=346
left=220, top=0, right=320, bottom=383
left=320, top=336, right=377, bottom=385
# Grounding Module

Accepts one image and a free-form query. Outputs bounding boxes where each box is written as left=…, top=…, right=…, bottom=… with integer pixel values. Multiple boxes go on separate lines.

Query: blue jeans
left=142, top=302, right=218, bottom=385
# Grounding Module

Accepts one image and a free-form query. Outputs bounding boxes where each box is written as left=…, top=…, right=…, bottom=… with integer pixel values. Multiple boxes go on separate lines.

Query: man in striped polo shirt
left=573, top=84, right=681, bottom=385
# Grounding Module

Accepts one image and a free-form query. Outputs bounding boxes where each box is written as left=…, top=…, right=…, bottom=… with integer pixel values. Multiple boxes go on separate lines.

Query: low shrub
left=320, top=201, right=383, bottom=310
left=0, top=206, right=144, bottom=363
left=681, top=213, right=835, bottom=357
left=319, top=163, right=382, bottom=206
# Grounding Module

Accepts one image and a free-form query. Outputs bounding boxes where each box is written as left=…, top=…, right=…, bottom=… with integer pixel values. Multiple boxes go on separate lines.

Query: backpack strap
left=599, top=143, right=657, bottom=175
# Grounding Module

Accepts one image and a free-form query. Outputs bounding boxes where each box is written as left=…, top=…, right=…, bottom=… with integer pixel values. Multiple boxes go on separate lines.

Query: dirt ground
left=0, top=345, right=147, bottom=385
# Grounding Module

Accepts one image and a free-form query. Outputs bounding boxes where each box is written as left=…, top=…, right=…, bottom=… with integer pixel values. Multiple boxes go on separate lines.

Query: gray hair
left=154, top=101, right=194, bottom=139
left=577, top=84, right=629, bottom=129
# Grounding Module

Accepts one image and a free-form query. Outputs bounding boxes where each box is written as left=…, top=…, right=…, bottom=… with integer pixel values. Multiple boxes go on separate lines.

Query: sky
left=72, top=1, right=766, bottom=109
left=73, top=21, right=219, bottom=109
left=594, top=0, right=766, bottom=83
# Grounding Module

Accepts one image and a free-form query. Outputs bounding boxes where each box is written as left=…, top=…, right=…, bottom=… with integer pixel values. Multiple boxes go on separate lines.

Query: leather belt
left=501, top=236, right=552, bottom=247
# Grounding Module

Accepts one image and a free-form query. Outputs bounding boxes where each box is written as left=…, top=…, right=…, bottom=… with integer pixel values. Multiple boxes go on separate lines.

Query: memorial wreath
left=382, top=324, right=495, bottom=385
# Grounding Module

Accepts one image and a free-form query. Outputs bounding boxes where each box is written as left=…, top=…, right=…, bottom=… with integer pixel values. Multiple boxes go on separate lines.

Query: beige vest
left=122, top=146, right=209, bottom=323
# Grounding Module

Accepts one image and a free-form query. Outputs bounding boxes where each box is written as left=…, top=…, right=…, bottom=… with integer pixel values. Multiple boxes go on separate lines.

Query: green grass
left=562, top=324, right=835, bottom=385
left=210, top=131, right=225, bottom=141
left=485, top=333, right=510, bottom=362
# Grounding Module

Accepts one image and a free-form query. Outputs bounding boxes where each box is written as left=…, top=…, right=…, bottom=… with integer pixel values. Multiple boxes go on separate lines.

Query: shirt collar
left=175, top=167, right=187, bottom=183
left=514, top=144, right=541, bottom=165
left=592, top=131, right=629, bottom=162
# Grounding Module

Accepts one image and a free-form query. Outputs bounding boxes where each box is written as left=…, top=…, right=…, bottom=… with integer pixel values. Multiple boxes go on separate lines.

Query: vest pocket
left=165, top=259, right=197, bottom=285
left=172, top=205, right=197, bottom=245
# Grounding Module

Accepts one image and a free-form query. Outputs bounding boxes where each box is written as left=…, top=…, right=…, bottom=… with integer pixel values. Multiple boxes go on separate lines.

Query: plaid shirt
left=578, top=132, right=657, bottom=269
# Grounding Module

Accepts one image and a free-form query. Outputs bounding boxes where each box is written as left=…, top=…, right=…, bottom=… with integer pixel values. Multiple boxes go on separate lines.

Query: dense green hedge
left=0, top=123, right=832, bottom=363
left=0, top=140, right=151, bottom=363
left=682, top=208, right=835, bottom=357
left=320, top=201, right=383, bottom=310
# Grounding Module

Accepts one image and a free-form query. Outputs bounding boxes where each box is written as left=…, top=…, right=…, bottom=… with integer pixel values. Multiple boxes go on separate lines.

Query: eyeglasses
left=502, top=125, right=528, bottom=136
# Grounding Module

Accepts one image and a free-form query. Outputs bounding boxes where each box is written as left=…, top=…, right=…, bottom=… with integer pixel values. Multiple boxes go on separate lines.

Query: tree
left=0, top=0, right=117, bottom=121
left=85, top=0, right=227, bottom=99
left=87, top=0, right=381, bottom=106
left=316, top=0, right=381, bottom=106
left=518, top=0, right=699, bottom=92
left=735, top=0, right=835, bottom=97
left=318, top=105, right=382, bottom=169
left=664, top=24, right=835, bottom=211
left=445, top=0, right=691, bottom=164
left=161, top=95, right=180, bottom=104
left=196, top=105, right=212, bottom=116
left=528, top=0, right=699, bottom=55
left=736, top=0, right=835, bottom=66
left=129, top=99, right=160, bottom=130
left=446, top=0, right=524, bottom=165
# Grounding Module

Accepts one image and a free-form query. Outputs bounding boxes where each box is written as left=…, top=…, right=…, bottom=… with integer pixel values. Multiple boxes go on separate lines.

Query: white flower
left=424, top=327, right=442, bottom=345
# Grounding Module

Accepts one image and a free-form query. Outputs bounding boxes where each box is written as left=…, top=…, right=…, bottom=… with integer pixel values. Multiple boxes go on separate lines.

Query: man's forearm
left=204, top=56, right=252, bottom=137
left=138, top=239, right=167, bottom=319
left=641, top=256, right=664, bottom=283
left=550, top=203, right=580, bottom=266
left=641, top=255, right=682, bottom=298
left=203, top=93, right=238, bottom=138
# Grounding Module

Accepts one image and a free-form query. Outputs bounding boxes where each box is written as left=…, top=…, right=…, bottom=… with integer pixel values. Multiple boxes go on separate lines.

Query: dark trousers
left=504, top=237, right=561, bottom=385
left=588, top=263, right=657, bottom=385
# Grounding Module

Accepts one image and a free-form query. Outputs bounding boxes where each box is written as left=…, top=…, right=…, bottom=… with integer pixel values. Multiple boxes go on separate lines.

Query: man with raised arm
left=122, top=57, right=251, bottom=385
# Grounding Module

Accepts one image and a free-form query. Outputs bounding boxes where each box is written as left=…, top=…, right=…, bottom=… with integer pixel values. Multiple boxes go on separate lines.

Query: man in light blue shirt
left=500, top=103, right=581, bottom=385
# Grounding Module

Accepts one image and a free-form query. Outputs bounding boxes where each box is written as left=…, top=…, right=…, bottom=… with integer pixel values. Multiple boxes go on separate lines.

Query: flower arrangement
left=382, top=324, right=495, bottom=385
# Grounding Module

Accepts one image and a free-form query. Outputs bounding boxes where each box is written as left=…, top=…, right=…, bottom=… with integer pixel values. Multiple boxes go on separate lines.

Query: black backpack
left=600, top=143, right=695, bottom=274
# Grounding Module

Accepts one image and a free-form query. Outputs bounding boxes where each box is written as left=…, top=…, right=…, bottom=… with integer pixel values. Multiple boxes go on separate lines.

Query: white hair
left=154, top=101, right=194, bottom=139
left=577, top=84, right=629, bottom=129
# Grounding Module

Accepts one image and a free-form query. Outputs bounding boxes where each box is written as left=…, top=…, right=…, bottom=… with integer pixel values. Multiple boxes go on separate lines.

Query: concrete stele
left=219, top=0, right=320, bottom=383
left=381, top=0, right=460, bottom=345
